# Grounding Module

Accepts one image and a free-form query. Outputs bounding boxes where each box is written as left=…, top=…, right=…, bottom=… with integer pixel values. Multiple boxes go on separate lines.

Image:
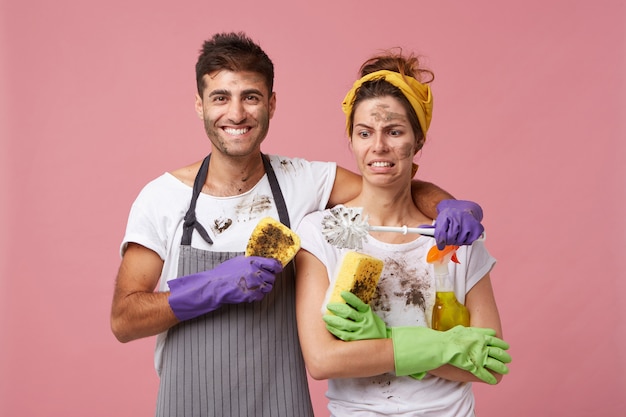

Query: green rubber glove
left=391, top=325, right=512, bottom=385
left=323, top=291, right=387, bottom=341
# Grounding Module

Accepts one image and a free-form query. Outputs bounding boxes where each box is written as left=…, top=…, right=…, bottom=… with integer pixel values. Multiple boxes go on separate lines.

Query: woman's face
left=350, top=96, right=419, bottom=188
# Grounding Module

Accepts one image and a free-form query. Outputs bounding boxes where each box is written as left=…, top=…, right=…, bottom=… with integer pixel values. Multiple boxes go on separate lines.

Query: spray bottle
left=426, top=245, right=470, bottom=331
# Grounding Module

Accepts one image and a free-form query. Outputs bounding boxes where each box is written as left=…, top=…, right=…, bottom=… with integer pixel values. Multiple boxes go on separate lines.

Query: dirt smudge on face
left=397, top=142, right=415, bottom=159
left=371, top=103, right=408, bottom=124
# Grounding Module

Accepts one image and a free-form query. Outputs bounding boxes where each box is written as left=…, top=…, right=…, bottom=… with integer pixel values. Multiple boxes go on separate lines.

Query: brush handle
left=367, top=225, right=486, bottom=241
left=367, top=225, right=436, bottom=236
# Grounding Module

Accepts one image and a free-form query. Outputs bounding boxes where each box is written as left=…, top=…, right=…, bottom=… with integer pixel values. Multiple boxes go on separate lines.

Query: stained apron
left=155, top=154, right=314, bottom=417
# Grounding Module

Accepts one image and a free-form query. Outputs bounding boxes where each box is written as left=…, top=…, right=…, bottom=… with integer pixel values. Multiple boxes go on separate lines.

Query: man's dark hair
left=195, top=32, right=274, bottom=95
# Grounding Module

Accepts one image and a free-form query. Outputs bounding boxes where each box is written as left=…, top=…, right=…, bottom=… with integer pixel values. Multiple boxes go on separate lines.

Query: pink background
left=1, top=1, right=625, bottom=416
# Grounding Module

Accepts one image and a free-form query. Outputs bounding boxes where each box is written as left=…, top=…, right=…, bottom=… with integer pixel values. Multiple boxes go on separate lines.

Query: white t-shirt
left=296, top=208, right=496, bottom=417
left=121, top=155, right=336, bottom=372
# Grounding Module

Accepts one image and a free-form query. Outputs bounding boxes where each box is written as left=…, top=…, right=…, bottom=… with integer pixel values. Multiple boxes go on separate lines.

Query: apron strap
left=261, top=154, right=296, bottom=276
left=181, top=153, right=292, bottom=246
left=181, top=155, right=213, bottom=246
left=261, top=154, right=290, bottom=228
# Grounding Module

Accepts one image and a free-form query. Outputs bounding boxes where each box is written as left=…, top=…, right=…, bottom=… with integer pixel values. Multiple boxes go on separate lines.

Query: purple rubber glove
left=168, top=255, right=282, bottom=321
left=434, top=200, right=484, bottom=250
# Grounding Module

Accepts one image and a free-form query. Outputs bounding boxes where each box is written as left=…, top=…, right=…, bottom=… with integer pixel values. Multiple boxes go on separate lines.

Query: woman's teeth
left=370, top=161, right=393, bottom=167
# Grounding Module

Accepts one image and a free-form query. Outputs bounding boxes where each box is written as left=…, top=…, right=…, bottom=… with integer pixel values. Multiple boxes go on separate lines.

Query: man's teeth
left=224, top=127, right=248, bottom=135
left=371, top=161, right=393, bottom=167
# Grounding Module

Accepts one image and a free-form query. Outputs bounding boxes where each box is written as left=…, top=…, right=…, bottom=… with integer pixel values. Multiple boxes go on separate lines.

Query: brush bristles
left=321, top=206, right=370, bottom=250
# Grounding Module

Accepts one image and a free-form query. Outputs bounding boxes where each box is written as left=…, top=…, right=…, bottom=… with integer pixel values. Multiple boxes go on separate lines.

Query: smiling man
left=109, top=32, right=485, bottom=417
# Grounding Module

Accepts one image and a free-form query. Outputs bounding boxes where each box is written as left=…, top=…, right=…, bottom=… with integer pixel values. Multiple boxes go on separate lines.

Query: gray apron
left=155, top=154, right=314, bottom=417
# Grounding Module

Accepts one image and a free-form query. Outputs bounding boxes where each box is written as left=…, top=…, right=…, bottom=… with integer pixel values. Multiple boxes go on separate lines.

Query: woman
left=295, top=50, right=511, bottom=416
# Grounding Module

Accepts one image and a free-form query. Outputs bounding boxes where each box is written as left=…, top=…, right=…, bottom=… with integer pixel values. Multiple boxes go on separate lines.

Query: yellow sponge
left=328, top=251, right=384, bottom=307
left=245, top=217, right=301, bottom=267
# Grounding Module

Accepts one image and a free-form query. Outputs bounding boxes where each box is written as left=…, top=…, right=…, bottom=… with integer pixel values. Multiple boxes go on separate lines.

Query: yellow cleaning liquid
left=427, top=245, right=471, bottom=331
left=432, top=291, right=470, bottom=331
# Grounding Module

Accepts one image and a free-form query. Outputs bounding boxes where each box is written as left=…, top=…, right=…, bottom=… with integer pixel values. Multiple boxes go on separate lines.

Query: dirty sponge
left=327, top=251, right=384, bottom=308
left=245, top=217, right=301, bottom=267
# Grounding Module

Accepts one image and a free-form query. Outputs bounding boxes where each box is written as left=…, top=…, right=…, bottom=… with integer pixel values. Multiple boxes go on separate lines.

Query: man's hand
left=168, top=255, right=282, bottom=321
left=434, top=200, right=484, bottom=249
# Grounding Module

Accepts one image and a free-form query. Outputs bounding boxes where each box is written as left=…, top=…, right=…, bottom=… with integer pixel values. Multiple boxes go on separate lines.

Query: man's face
left=195, top=70, right=276, bottom=158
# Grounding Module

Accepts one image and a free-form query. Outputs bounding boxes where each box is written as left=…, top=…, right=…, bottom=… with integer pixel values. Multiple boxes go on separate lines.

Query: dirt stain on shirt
left=372, top=256, right=431, bottom=313
left=279, top=158, right=295, bottom=173
left=234, top=195, right=273, bottom=220
left=211, top=217, right=233, bottom=234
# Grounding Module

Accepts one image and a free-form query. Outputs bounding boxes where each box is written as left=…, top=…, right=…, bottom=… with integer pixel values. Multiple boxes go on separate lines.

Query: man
left=110, top=32, right=484, bottom=417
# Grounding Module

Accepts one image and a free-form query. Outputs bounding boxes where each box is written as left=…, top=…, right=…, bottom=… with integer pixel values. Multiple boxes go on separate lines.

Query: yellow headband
left=341, top=70, right=433, bottom=138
